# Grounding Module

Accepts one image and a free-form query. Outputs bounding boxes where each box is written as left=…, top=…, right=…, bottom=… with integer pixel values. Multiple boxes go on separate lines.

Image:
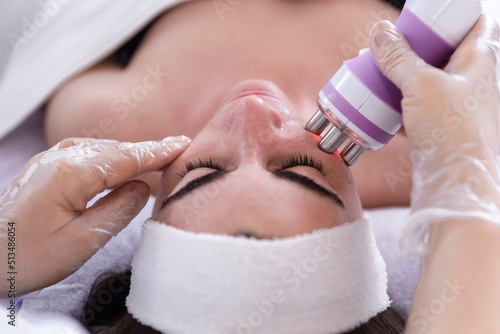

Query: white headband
left=126, top=217, right=390, bottom=334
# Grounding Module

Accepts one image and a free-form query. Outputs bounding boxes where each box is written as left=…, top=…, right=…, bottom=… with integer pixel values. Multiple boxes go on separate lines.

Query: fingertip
left=174, top=135, right=192, bottom=144
left=369, top=20, right=426, bottom=91
left=474, top=14, right=500, bottom=53
left=479, top=14, right=500, bottom=42
left=370, top=20, right=400, bottom=49
left=121, top=180, right=151, bottom=209
left=161, top=135, right=192, bottom=144
left=370, top=20, right=395, bottom=37
left=161, top=135, right=192, bottom=152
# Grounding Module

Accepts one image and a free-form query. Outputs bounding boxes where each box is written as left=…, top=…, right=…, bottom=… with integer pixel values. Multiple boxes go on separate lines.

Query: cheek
left=337, top=172, right=363, bottom=220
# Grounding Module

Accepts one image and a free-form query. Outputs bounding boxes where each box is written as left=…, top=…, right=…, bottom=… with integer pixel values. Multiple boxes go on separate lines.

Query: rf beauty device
left=305, top=0, right=484, bottom=166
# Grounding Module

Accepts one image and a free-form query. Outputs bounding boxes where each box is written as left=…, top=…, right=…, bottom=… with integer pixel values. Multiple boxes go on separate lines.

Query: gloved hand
left=370, top=14, right=500, bottom=258
left=0, top=136, right=190, bottom=296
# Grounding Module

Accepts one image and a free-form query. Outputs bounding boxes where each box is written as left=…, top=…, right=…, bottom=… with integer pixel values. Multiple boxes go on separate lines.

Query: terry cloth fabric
left=126, top=217, right=391, bottom=334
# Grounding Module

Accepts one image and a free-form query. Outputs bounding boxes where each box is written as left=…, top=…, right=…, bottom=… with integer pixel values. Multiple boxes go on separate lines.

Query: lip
left=229, top=91, right=280, bottom=103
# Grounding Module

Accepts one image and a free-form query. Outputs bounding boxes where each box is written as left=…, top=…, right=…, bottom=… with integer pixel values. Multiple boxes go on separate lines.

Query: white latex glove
left=370, top=15, right=500, bottom=258
left=0, top=136, right=190, bottom=296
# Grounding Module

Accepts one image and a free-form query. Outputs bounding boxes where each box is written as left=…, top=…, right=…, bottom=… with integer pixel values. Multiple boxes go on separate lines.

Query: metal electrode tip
left=305, top=110, right=330, bottom=135
left=319, top=127, right=347, bottom=154
left=341, top=142, right=366, bottom=166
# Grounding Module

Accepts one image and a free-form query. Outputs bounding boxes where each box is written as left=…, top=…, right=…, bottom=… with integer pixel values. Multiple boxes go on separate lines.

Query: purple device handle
left=343, top=7, right=456, bottom=114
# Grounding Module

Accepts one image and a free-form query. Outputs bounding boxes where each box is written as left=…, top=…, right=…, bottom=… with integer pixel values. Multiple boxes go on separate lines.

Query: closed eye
left=162, top=158, right=343, bottom=209
left=178, top=158, right=224, bottom=177
left=277, top=155, right=325, bottom=174
left=178, top=154, right=325, bottom=178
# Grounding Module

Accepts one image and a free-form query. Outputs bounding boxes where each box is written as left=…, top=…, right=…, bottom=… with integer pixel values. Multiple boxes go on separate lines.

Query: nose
left=229, top=95, right=285, bottom=154
left=231, top=95, right=284, bottom=128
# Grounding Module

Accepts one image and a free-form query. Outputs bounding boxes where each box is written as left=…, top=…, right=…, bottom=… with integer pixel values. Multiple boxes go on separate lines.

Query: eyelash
left=279, top=155, right=325, bottom=174
left=180, top=154, right=324, bottom=177
left=180, top=158, right=224, bottom=177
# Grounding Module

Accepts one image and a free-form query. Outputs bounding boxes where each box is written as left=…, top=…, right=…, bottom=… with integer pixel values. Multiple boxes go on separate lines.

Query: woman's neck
left=128, top=0, right=400, bottom=138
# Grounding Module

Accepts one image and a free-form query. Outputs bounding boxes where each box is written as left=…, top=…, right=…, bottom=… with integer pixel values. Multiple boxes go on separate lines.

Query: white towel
left=127, top=217, right=390, bottom=334
left=16, top=204, right=418, bottom=326
left=0, top=0, right=190, bottom=139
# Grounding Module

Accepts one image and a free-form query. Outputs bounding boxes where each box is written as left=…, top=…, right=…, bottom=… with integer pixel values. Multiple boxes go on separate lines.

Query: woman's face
left=153, top=80, right=363, bottom=238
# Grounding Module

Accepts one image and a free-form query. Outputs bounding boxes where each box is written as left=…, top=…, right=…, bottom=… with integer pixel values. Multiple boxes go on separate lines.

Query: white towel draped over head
left=126, top=217, right=391, bottom=334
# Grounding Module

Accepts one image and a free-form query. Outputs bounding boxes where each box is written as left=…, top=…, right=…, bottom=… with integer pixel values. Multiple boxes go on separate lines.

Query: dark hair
left=384, top=0, right=406, bottom=10
left=83, top=270, right=404, bottom=334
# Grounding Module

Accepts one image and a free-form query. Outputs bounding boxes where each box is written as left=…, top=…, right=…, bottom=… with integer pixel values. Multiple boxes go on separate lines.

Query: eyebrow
left=161, top=170, right=345, bottom=210
left=274, top=170, right=345, bottom=208
left=161, top=171, right=227, bottom=208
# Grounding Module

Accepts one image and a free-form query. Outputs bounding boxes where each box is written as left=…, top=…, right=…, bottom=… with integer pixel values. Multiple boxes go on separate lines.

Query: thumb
left=57, top=180, right=150, bottom=264
left=370, top=20, right=431, bottom=92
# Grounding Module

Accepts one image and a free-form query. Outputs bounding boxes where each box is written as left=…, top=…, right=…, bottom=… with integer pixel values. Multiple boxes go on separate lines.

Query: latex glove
left=0, top=136, right=190, bottom=297
left=370, top=15, right=500, bottom=258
